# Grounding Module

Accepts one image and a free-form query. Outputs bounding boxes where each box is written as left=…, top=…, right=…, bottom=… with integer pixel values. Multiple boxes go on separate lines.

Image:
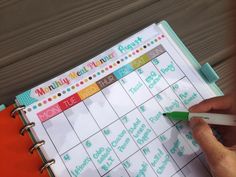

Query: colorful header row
left=17, top=24, right=161, bottom=104
left=37, top=45, right=166, bottom=122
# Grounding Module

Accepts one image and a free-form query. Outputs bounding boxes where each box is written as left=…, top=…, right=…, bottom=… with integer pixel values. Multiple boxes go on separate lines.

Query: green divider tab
left=160, top=20, right=223, bottom=95
left=0, top=104, right=6, bottom=111
left=200, top=63, right=219, bottom=83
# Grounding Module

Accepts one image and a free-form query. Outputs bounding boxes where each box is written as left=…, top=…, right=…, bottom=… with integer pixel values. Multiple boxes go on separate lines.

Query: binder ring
left=29, top=140, right=45, bottom=153
left=40, top=159, right=55, bottom=173
left=20, top=122, right=35, bottom=135
left=10, top=105, right=25, bottom=118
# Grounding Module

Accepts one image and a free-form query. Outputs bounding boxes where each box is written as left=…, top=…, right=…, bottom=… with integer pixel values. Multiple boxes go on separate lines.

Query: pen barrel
left=167, top=111, right=189, bottom=121
left=189, top=113, right=236, bottom=126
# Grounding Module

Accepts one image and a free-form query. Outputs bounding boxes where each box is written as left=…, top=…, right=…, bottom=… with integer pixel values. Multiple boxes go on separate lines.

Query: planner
left=2, top=21, right=222, bottom=177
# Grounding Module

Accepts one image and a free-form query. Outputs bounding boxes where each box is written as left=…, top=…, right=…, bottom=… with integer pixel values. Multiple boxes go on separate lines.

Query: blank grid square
left=103, top=165, right=129, bottom=177
left=43, top=113, right=80, bottom=155
left=103, top=81, right=135, bottom=117
left=64, top=102, right=100, bottom=141
left=182, top=158, right=211, bottom=177
left=84, top=92, right=118, bottom=129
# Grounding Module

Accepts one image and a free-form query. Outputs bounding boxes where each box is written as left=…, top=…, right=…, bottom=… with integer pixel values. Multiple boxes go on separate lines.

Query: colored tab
left=200, top=63, right=219, bottom=83
left=146, top=45, right=166, bottom=59
left=58, top=93, right=81, bottom=111
left=113, top=64, right=134, bottom=80
left=0, top=104, right=6, bottom=111
left=130, top=54, right=150, bottom=69
left=96, top=73, right=117, bottom=89
left=37, top=104, right=62, bottom=122
left=78, top=83, right=100, bottom=100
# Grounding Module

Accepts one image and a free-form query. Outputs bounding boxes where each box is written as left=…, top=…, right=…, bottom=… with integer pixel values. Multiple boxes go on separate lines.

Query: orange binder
left=0, top=104, right=51, bottom=177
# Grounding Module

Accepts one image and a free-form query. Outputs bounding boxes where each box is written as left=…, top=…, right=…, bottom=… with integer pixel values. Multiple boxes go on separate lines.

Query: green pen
left=163, top=111, right=236, bottom=126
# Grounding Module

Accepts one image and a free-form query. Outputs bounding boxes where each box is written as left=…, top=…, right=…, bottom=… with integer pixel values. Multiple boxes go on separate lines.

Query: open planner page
left=16, top=21, right=221, bottom=177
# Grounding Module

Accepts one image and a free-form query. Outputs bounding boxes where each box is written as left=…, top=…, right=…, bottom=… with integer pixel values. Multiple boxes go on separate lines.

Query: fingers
left=189, top=95, right=233, bottom=113
left=228, top=145, right=236, bottom=151
left=190, top=118, right=229, bottom=166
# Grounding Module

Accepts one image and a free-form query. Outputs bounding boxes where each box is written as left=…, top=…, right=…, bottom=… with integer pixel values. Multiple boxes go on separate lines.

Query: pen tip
left=163, top=113, right=166, bottom=116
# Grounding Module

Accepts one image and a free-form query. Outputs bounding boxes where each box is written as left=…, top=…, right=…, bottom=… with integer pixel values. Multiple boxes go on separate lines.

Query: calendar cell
left=120, top=72, right=152, bottom=106
left=43, top=113, right=80, bottom=155
left=64, top=102, right=100, bottom=141
left=84, top=92, right=118, bottom=129
left=121, top=109, right=155, bottom=148
left=139, top=98, right=172, bottom=136
left=103, top=81, right=135, bottom=117
left=84, top=132, right=120, bottom=176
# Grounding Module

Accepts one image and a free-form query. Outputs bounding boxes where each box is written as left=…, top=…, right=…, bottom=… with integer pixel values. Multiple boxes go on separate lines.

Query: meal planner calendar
left=16, top=21, right=222, bottom=177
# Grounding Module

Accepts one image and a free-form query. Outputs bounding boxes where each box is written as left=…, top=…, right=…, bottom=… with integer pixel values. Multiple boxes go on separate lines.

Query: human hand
left=189, top=95, right=236, bottom=177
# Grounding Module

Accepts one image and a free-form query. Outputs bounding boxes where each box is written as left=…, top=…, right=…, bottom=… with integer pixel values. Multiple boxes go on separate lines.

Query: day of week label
left=37, top=104, right=62, bottom=122
left=96, top=73, right=117, bottom=89
left=130, top=54, right=150, bottom=69
left=78, top=83, right=100, bottom=100
left=58, top=93, right=81, bottom=111
left=113, top=64, right=134, bottom=80
left=146, top=45, right=166, bottom=59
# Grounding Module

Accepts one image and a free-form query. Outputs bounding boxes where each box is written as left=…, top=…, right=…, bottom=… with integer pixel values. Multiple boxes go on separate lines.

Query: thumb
left=190, top=118, right=228, bottom=165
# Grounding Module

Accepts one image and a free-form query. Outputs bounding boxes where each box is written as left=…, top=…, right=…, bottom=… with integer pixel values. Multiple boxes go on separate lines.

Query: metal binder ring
left=10, top=105, right=25, bottom=118
left=40, top=159, right=55, bottom=173
left=29, top=140, right=45, bottom=154
left=20, top=122, right=35, bottom=135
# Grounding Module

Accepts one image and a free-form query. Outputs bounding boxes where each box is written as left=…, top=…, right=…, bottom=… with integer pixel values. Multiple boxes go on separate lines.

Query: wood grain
left=0, top=0, right=235, bottom=105
left=214, top=56, right=236, bottom=94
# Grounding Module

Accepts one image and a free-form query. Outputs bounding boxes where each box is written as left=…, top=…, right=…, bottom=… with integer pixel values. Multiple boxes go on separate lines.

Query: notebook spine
left=10, top=105, right=55, bottom=174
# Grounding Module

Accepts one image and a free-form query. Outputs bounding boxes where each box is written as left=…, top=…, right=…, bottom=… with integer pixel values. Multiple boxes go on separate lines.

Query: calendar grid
left=113, top=67, right=183, bottom=176
left=163, top=52, right=204, bottom=101
left=62, top=111, right=102, bottom=176
left=40, top=47, right=212, bottom=177
left=133, top=68, right=185, bottom=176
left=136, top=58, right=193, bottom=177
left=100, top=86, right=159, bottom=176
left=150, top=52, right=210, bottom=175
left=154, top=52, right=211, bottom=175
left=16, top=21, right=222, bottom=177
left=81, top=94, right=129, bottom=176
left=45, top=73, right=176, bottom=155
left=41, top=71, right=185, bottom=153
left=42, top=120, right=72, bottom=176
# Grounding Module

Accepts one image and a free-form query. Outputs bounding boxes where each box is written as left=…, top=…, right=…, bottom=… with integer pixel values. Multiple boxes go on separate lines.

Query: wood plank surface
left=215, top=56, right=235, bottom=94
left=0, top=0, right=235, bottom=105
